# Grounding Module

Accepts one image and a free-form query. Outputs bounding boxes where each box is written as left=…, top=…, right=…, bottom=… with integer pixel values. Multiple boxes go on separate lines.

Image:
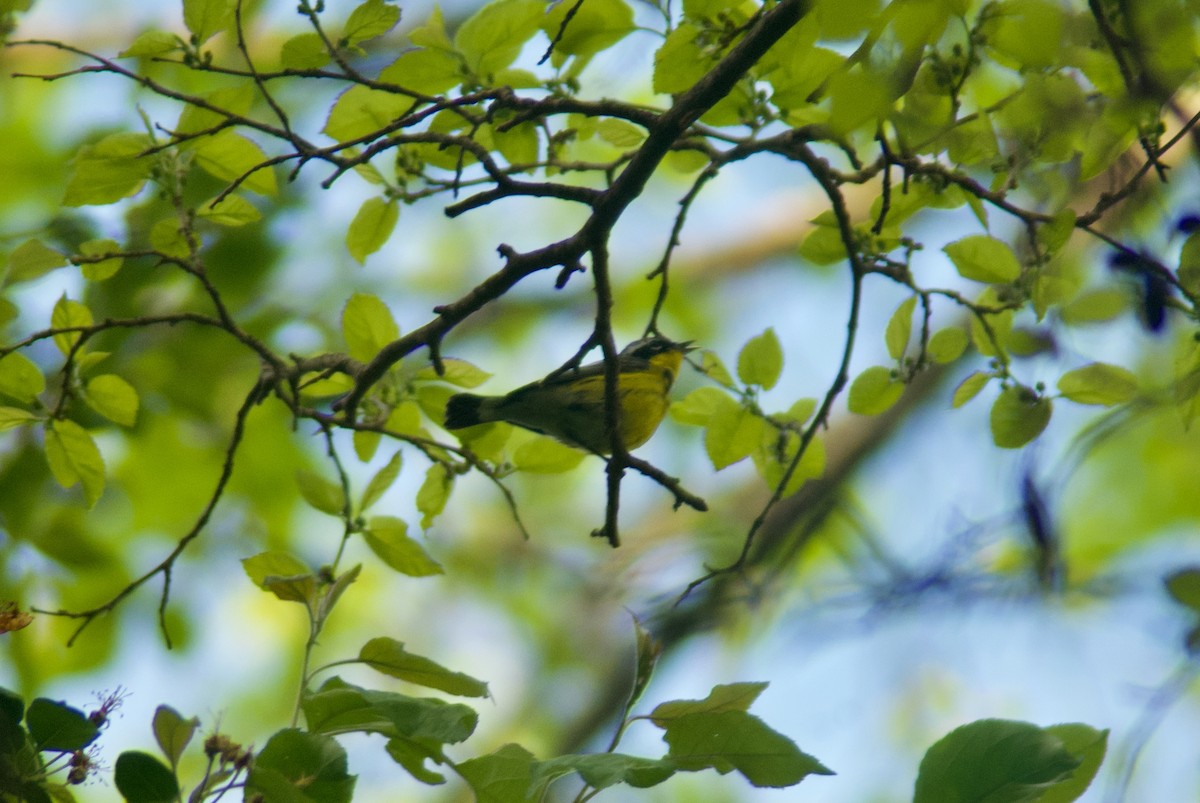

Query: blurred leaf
left=0, top=407, right=38, bottom=431
left=7, top=239, right=67, bottom=283
left=416, top=358, right=491, bottom=388
left=26, top=699, right=99, bottom=751
left=737, top=328, right=783, bottom=390
left=529, top=753, right=675, bottom=795
left=0, top=353, right=44, bottom=404
left=953, top=371, right=992, bottom=408
left=296, top=469, right=346, bottom=516
left=364, top=515, right=443, bottom=576
left=1057, top=363, right=1137, bottom=406
left=886, top=296, right=917, bottom=361
left=84, top=374, right=139, bottom=427
left=990, top=385, right=1052, bottom=448
left=62, top=133, right=154, bottom=207
left=51, top=295, right=93, bottom=356
left=280, top=32, right=330, bottom=69
left=927, top=327, right=968, bottom=364
left=77, top=238, right=124, bottom=281
left=415, top=463, right=453, bottom=529
left=1035, top=724, right=1108, bottom=803
left=245, top=729, right=355, bottom=803
left=44, top=419, right=105, bottom=507
left=512, top=436, right=585, bottom=472
left=152, top=706, right=199, bottom=770
left=191, top=132, right=277, bottom=196
left=342, top=293, right=400, bottom=362
left=914, top=719, right=1079, bottom=803
left=343, top=0, right=401, bottom=47
left=1165, top=568, right=1200, bottom=612
left=360, top=450, right=402, bottom=512
left=848, top=366, right=903, bottom=415
left=114, top=751, right=178, bottom=803
left=197, top=195, right=261, bottom=227
left=944, top=235, right=1022, bottom=283
left=183, top=0, right=234, bottom=45
left=455, top=0, right=543, bottom=77
left=346, top=197, right=399, bottom=264
left=661, top=710, right=833, bottom=787
left=360, top=637, right=489, bottom=697
left=457, top=744, right=537, bottom=803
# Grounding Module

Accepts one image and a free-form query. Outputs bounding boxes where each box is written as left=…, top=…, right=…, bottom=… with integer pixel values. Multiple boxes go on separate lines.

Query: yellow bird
left=443, top=336, right=693, bottom=454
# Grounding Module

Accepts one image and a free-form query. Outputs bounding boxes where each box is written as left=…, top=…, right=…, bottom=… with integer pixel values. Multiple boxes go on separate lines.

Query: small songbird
left=443, top=336, right=693, bottom=454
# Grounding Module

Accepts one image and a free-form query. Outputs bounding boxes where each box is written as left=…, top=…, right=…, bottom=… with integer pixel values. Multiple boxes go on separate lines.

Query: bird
left=443, top=336, right=693, bottom=454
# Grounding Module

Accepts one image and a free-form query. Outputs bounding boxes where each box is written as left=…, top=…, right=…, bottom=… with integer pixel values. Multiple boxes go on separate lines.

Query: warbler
left=443, top=336, right=693, bottom=454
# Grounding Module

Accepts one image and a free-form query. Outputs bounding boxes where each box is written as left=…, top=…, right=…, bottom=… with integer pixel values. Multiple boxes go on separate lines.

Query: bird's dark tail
left=444, top=393, right=486, bottom=429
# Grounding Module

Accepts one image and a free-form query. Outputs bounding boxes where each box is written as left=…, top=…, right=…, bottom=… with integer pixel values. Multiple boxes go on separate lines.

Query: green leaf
left=119, top=30, right=185, bottom=58
left=1056, top=363, right=1138, bottom=406
left=848, top=366, right=903, bottom=415
left=26, top=698, right=100, bottom=751
left=539, top=0, right=634, bottom=64
left=149, top=218, right=191, bottom=259
left=653, top=23, right=711, bottom=95
left=415, top=358, right=491, bottom=388
left=359, top=637, right=489, bottom=697
left=245, top=729, right=355, bottom=803
left=1060, top=288, right=1126, bottom=325
left=1165, top=568, right=1200, bottom=612
left=302, top=676, right=476, bottom=743
left=415, top=463, right=453, bottom=529
left=512, top=436, right=586, bottom=472
left=296, top=469, right=346, bottom=516
left=456, top=743, right=537, bottom=803
left=0, top=352, right=45, bottom=403
left=1035, top=724, right=1108, bottom=803
left=737, top=328, right=783, bottom=390
left=280, top=32, right=330, bottom=69
left=379, top=48, right=463, bottom=94
left=44, top=419, right=105, bottom=507
left=84, top=374, right=139, bottom=427
left=455, top=0, right=544, bottom=78
left=651, top=683, right=768, bottom=724
left=51, top=294, right=93, bottom=356
left=886, top=296, right=917, bottom=361
left=364, top=515, right=443, bottom=576
left=529, top=753, right=675, bottom=795
left=343, top=0, right=400, bottom=47
left=183, top=0, right=235, bottom=45
left=944, top=235, right=1022, bottom=283
left=240, top=552, right=312, bottom=588
left=630, top=617, right=662, bottom=714
left=990, top=385, right=1052, bottom=449
left=914, top=719, right=1080, bottom=803
left=114, top=751, right=179, bottom=803
left=7, top=239, right=67, bottom=283
left=927, top=327, right=968, bottom=363
left=346, top=196, right=399, bottom=264
left=324, top=85, right=412, bottom=143
left=0, top=406, right=38, bottom=431
left=191, top=131, right=277, bottom=196
left=62, top=132, right=155, bottom=207
left=77, top=238, right=124, bottom=281
left=670, top=386, right=733, bottom=426
left=152, top=705, right=199, bottom=769
left=197, top=194, right=261, bottom=227
left=705, top=402, right=765, bottom=470
left=661, top=710, right=833, bottom=787
left=360, top=450, right=401, bottom=512
left=798, top=222, right=848, bottom=265
left=952, top=371, right=992, bottom=408
left=342, top=292, right=400, bottom=362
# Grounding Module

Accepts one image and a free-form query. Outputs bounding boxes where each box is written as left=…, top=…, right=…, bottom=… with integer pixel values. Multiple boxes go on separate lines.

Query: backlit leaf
left=44, top=419, right=106, bottom=507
